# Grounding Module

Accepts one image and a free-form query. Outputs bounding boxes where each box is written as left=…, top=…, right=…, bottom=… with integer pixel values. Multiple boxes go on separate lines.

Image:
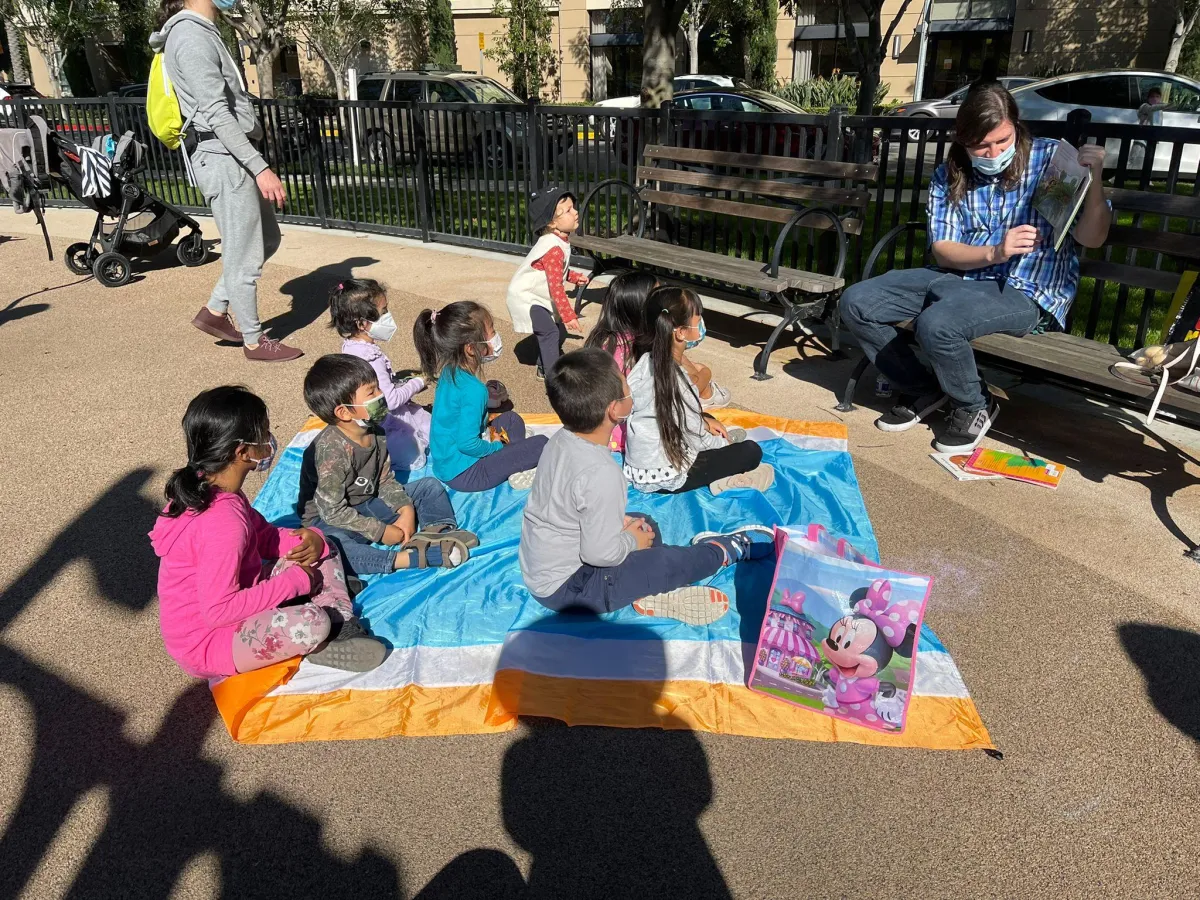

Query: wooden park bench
left=835, top=186, right=1200, bottom=428
left=570, top=144, right=877, bottom=379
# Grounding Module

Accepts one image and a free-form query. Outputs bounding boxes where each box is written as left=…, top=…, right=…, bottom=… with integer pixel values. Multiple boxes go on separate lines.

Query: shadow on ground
left=1119, top=623, right=1200, bottom=744
left=0, top=470, right=403, bottom=899
left=417, top=614, right=732, bottom=899
left=0, top=276, right=93, bottom=328
left=271, top=256, right=381, bottom=339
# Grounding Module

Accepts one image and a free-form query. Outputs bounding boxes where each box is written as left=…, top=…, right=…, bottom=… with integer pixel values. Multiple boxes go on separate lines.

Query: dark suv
left=355, top=70, right=576, bottom=165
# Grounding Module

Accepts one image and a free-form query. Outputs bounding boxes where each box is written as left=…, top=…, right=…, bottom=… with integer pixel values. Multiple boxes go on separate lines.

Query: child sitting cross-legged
left=150, top=385, right=387, bottom=676
left=415, top=300, right=548, bottom=491
left=297, top=354, right=479, bottom=577
left=331, top=277, right=432, bottom=471
left=519, top=348, right=774, bottom=626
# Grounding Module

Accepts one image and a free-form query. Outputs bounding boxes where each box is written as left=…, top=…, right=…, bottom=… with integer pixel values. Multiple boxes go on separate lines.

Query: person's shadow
left=417, top=614, right=732, bottom=900
left=1118, top=623, right=1200, bottom=743
left=267, top=256, right=381, bottom=340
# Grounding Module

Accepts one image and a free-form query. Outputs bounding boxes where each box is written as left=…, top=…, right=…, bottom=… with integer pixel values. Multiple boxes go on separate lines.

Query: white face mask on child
left=482, top=333, right=503, bottom=363
left=367, top=311, right=397, bottom=342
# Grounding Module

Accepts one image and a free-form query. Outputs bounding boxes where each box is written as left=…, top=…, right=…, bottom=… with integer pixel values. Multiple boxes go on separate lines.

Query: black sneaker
left=934, top=399, right=1000, bottom=454
left=874, top=391, right=948, bottom=433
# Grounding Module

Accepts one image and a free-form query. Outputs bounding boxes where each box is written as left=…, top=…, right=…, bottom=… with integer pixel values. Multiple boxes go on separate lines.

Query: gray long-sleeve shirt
left=149, top=11, right=268, bottom=175
left=519, top=429, right=637, bottom=598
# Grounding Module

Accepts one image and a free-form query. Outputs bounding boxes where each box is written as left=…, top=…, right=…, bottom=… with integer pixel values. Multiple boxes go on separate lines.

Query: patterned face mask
left=345, top=395, right=388, bottom=426
left=240, top=434, right=278, bottom=472
left=683, top=318, right=707, bottom=350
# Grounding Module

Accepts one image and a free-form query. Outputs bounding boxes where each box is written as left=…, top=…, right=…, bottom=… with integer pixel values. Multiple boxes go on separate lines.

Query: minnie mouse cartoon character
left=819, top=578, right=920, bottom=730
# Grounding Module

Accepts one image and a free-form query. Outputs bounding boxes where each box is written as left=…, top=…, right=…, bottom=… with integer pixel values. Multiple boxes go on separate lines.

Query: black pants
left=661, top=440, right=763, bottom=494
left=530, top=305, right=568, bottom=373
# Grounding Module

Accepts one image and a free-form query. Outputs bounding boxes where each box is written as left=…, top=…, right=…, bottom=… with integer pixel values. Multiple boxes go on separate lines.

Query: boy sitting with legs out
left=519, top=348, right=773, bottom=626
left=297, top=354, right=479, bottom=578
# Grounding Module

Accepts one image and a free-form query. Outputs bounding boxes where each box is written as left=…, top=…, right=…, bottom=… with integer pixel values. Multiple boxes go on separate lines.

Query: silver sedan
left=889, top=77, right=1038, bottom=141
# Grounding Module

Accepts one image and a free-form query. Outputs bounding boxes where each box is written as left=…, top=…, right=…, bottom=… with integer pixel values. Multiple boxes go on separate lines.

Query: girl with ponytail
left=623, top=287, right=775, bottom=495
left=149, top=385, right=386, bottom=678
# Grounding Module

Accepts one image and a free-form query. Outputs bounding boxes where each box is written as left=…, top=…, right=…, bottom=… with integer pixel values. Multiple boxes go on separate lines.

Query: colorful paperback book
left=748, top=528, right=933, bottom=734
left=930, top=451, right=1005, bottom=482
left=963, top=448, right=1065, bottom=489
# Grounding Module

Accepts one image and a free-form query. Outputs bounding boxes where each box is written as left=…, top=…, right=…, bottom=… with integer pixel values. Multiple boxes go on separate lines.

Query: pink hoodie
left=148, top=491, right=325, bottom=678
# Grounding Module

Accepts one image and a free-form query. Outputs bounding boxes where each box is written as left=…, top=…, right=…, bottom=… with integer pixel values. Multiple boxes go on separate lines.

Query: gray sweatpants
left=192, top=148, right=280, bottom=346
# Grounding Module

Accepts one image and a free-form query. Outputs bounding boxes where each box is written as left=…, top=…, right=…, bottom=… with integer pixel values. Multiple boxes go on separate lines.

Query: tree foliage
left=223, top=0, right=292, bottom=98
left=291, top=0, right=386, bottom=100
left=0, top=0, right=115, bottom=96
left=838, top=0, right=911, bottom=114
left=1166, top=0, right=1200, bottom=72
left=485, top=0, right=557, bottom=100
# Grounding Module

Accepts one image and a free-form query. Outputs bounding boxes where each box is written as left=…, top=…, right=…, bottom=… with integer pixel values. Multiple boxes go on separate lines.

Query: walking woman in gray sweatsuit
left=150, top=0, right=302, bottom=362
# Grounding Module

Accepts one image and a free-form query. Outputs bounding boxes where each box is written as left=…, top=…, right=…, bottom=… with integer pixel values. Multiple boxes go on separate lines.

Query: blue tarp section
left=252, top=433, right=905, bottom=652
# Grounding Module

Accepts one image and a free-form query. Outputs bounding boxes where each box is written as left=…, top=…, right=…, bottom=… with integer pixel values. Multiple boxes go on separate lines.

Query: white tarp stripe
left=266, top=636, right=968, bottom=699
left=287, top=428, right=322, bottom=450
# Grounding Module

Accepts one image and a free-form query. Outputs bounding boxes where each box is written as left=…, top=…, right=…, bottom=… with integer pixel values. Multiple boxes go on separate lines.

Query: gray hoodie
left=148, top=11, right=267, bottom=175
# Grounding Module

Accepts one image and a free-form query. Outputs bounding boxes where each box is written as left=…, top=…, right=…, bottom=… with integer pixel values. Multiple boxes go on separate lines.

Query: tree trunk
left=1166, top=8, right=1189, bottom=72
left=856, top=57, right=879, bottom=115
left=641, top=0, right=683, bottom=107
left=254, top=45, right=280, bottom=98
left=687, top=19, right=699, bottom=74
left=5, top=19, right=29, bottom=83
left=40, top=42, right=64, bottom=98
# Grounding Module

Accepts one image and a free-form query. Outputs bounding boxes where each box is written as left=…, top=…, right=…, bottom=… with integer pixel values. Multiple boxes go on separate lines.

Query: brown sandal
left=406, top=532, right=471, bottom=569
left=418, top=524, right=480, bottom=549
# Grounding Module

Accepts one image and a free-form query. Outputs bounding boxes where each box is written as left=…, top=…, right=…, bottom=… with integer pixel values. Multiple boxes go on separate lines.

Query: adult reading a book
left=839, top=81, right=1110, bottom=453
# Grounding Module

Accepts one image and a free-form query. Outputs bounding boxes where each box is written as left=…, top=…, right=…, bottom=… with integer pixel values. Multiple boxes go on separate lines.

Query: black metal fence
left=5, top=94, right=1200, bottom=349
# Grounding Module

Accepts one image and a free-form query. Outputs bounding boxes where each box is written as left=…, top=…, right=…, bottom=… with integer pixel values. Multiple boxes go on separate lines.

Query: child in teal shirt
left=415, top=300, right=547, bottom=491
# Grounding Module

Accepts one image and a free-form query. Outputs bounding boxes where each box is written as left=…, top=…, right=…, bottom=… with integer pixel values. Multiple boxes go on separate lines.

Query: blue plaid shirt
left=928, top=137, right=1080, bottom=330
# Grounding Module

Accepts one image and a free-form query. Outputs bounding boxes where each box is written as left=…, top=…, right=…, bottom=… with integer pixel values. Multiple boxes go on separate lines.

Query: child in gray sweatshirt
left=519, top=348, right=773, bottom=626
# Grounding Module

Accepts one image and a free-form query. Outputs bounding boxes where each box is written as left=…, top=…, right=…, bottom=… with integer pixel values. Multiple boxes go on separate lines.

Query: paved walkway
left=1, top=207, right=1198, bottom=898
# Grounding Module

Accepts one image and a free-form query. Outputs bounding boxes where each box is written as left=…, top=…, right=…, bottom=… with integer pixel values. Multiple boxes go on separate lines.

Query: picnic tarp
left=210, top=410, right=992, bottom=751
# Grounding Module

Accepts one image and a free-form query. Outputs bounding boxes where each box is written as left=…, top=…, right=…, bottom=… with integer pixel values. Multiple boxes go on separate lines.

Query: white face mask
left=367, top=311, right=397, bottom=342
left=482, top=333, right=503, bottom=363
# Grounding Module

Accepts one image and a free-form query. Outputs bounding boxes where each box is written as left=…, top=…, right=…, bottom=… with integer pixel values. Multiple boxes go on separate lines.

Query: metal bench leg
left=753, top=296, right=801, bottom=381
left=836, top=354, right=871, bottom=412
left=827, top=294, right=843, bottom=357
left=574, top=254, right=606, bottom=316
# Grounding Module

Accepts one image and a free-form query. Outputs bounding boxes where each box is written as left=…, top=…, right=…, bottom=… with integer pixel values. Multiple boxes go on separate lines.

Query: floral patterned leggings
left=230, top=554, right=356, bottom=674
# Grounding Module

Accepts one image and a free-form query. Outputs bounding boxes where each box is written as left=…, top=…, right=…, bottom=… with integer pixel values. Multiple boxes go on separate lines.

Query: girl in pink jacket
left=149, top=385, right=386, bottom=677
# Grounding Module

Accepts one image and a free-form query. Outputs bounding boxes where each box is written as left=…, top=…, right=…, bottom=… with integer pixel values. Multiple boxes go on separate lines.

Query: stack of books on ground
left=931, top=448, right=1065, bottom=489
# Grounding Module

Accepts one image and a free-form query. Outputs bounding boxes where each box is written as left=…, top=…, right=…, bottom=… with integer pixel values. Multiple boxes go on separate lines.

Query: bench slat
left=571, top=233, right=844, bottom=293
left=1106, top=224, right=1200, bottom=261
left=640, top=188, right=865, bottom=236
left=643, top=144, right=878, bottom=181
left=636, top=165, right=870, bottom=207
left=1108, top=188, right=1200, bottom=219
left=1080, top=258, right=1181, bottom=294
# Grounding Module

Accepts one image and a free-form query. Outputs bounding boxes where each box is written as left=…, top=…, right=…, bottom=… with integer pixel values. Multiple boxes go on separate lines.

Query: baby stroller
left=0, top=115, right=209, bottom=287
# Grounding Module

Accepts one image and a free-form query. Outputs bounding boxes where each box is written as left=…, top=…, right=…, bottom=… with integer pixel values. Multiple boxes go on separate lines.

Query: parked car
left=1011, top=69, right=1200, bottom=170
left=0, top=83, right=45, bottom=121
left=887, top=76, right=1039, bottom=141
left=614, top=87, right=880, bottom=164
left=355, top=69, right=576, bottom=166
left=593, top=75, right=737, bottom=138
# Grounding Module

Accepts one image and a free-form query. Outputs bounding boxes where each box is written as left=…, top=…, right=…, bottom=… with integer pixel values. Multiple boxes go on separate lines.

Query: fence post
left=301, top=96, right=330, bottom=227
left=12, top=94, right=27, bottom=129
left=412, top=103, right=433, bottom=242
left=1065, top=107, right=1091, bottom=149
left=824, top=105, right=845, bottom=163
left=105, top=91, right=121, bottom=140
left=523, top=98, right=542, bottom=242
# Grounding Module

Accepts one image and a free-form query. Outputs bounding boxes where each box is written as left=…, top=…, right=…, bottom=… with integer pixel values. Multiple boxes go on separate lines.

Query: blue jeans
left=839, top=268, right=1041, bottom=411
left=533, top=517, right=725, bottom=615
left=314, top=478, right=457, bottom=577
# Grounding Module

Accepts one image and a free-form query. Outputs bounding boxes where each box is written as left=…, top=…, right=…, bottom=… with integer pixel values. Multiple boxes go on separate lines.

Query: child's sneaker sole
left=633, top=587, right=730, bottom=626
left=507, top=468, right=537, bottom=490
left=710, top=463, right=775, bottom=495
left=306, top=635, right=387, bottom=672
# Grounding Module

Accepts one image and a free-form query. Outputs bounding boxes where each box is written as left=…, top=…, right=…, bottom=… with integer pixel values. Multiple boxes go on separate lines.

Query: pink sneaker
left=244, top=335, right=304, bottom=362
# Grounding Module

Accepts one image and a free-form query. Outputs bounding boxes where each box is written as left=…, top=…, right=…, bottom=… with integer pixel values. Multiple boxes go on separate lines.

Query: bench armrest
left=864, top=220, right=926, bottom=280
left=769, top=206, right=847, bottom=283
left=579, top=178, right=647, bottom=240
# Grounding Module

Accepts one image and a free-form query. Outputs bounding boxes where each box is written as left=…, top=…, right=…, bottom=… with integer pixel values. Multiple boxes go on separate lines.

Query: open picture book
left=1033, top=139, right=1093, bottom=252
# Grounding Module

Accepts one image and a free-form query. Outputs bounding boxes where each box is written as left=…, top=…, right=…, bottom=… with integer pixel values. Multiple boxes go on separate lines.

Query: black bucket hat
left=528, top=185, right=575, bottom=234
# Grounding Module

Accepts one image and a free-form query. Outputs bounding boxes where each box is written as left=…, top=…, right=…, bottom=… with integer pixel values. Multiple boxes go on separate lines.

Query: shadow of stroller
left=416, top=613, right=732, bottom=900
left=269, top=256, right=381, bottom=340
left=1119, top=623, right=1200, bottom=743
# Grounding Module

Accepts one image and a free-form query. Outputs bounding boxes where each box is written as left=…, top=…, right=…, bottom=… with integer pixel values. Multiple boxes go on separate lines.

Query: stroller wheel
left=177, top=232, right=209, bottom=267
left=93, top=251, right=133, bottom=288
left=65, top=242, right=93, bottom=276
